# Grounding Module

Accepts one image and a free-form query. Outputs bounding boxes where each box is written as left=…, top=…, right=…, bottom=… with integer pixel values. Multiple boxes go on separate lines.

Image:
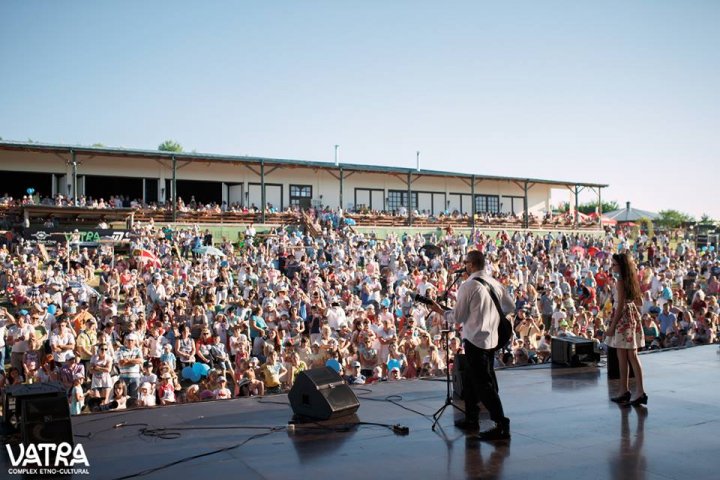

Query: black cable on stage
left=77, top=421, right=284, bottom=440
left=354, top=388, right=434, bottom=421
left=351, top=387, right=374, bottom=394
left=139, top=424, right=284, bottom=440
left=257, top=398, right=291, bottom=405
left=111, top=428, right=283, bottom=480
left=109, top=420, right=409, bottom=479
left=290, top=419, right=411, bottom=437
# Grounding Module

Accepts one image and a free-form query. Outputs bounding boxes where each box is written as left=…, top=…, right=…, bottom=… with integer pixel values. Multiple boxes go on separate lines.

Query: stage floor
left=7, top=345, right=720, bottom=480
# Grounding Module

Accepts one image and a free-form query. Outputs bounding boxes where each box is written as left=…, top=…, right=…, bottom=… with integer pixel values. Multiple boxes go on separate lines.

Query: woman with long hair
left=606, top=253, right=647, bottom=406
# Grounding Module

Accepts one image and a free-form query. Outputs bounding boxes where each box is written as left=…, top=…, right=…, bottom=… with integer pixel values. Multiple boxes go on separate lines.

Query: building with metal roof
left=0, top=140, right=608, bottom=227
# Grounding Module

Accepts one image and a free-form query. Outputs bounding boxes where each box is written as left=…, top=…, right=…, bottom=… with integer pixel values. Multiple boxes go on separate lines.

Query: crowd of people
left=1, top=191, right=580, bottom=226
left=0, top=208, right=718, bottom=415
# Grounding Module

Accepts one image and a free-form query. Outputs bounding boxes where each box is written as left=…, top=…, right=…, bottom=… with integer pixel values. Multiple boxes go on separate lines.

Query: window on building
left=290, top=185, right=312, bottom=207
left=387, top=190, right=418, bottom=212
left=475, top=194, right=500, bottom=214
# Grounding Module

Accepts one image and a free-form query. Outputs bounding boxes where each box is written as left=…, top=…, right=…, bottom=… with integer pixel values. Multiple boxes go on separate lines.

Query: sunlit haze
left=1, top=1, right=718, bottom=217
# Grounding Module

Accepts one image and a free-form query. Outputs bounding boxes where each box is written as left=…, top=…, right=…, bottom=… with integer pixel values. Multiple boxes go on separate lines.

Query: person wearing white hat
left=346, top=361, right=366, bottom=385
left=137, top=382, right=156, bottom=407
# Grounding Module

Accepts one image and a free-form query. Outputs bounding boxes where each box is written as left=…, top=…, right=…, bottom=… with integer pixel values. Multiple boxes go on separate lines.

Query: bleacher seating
left=0, top=205, right=603, bottom=231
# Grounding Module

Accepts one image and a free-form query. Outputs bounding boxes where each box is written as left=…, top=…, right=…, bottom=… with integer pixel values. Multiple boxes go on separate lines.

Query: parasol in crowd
left=133, top=248, right=161, bottom=267
left=193, top=246, right=226, bottom=257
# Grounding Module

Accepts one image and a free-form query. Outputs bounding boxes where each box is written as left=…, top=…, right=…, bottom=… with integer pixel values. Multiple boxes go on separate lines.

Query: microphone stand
left=431, top=271, right=465, bottom=431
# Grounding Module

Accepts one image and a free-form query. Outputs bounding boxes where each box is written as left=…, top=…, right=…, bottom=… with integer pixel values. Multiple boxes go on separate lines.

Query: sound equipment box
left=2, top=382, right=74, bottom=446
left=551, top=336, right=599, bottom=367
left=606, top=346, right=635, bottom=379
left=452, top=354, right=466, bottom=400
left=289, top=367, right=360, bottom=420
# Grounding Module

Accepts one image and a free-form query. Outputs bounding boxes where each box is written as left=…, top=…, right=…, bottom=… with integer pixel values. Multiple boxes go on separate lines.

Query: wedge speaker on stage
left=21, top=395, right=74, bottom=446
left=551, top=336, right=599, bottom=367
left=289, top=367, right=360, bottom=420
left=2, top=382, right=73, bottom=446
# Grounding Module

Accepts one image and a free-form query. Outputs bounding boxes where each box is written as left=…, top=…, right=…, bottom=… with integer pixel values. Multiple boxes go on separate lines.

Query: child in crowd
left=70, top=374, right=85, bottom=415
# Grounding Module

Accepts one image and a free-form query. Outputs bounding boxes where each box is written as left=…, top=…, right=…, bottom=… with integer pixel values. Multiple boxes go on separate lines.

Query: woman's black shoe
left=627, top=393, right=648, bottom=407
left=610, top=391, right=631, bottom=403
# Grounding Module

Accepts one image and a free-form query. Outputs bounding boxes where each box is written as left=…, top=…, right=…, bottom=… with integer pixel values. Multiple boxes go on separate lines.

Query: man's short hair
left=466, top=250, right=485, bottom=270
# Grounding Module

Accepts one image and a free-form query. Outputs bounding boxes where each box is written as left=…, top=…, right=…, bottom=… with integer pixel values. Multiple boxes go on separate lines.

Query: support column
left=142, top=178, right=146, bottom=205
left=171, top=155, right=177, bottom=222
left=158, top=179, right=164, bottom=204
left=523, top=180, right=529, bottom=229
left=574, top=185, right=580, bottom=229
left=71, top=150, right=78, bottom=206
left=471, top=175, right=476, bottom=231
left=339, top=166, right=344, bottom=212
left=51, top=174, right=57, bottom=197
left=407, top=171, right=412, bottom=226
left=261, top=160, right=266, bottom=224
left=598, top=187, right=603, bottom=226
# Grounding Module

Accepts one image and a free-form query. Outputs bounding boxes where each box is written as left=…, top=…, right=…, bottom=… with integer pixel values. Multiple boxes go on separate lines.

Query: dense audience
left=0, top=206, right=718, bottom=415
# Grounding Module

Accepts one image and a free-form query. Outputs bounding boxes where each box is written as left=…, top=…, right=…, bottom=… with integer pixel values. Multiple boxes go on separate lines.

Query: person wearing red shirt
left=595, top=270, right=609, bottom=291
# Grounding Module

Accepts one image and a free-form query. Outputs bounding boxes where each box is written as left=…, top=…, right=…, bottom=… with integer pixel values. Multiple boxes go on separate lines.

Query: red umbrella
left=587, top=246, right=600, bottom=257
left=571, top=246, right=585, bottom=256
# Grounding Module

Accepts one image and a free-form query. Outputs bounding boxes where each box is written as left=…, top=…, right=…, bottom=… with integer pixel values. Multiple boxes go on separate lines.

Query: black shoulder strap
left=473, top=277, right=505, bottom=319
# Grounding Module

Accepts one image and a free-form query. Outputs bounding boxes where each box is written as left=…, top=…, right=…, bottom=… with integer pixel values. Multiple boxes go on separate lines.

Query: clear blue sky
left=1, top=1, right=718, bottom=218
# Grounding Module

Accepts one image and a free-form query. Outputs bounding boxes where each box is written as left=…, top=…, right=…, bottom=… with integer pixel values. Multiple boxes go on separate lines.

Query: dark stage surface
left=6, top=345, right=720, bottom=480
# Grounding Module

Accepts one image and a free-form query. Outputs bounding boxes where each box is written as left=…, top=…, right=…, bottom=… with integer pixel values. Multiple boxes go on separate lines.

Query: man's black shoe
left=477, top=419, right=510, bottom=441
left=454, top=418, right=480, bottom=432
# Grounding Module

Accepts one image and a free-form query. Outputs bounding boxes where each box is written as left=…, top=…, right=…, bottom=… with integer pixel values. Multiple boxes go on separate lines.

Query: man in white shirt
left=8, top=310, right=35, bottom=372
left=50, top=317, right=76, bottom=363
left=147, top=274, right=167, bottom=307
left=430, top=250, right=514, bottom=441
left=326, top=302, right=348, bottom=331
left=551, top=308, right=567, bottom=334
left=0, top=307, right=12, bottom=369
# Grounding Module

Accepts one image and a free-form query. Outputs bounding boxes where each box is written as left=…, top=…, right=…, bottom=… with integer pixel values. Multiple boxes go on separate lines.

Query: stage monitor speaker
left=2, top=382, right=73, bottom=455
left=551, top=336, right=599, bottom=367
left=289, top=367, right=360, bottom=420
left=3, top=382, right=67, bottom=428
left=21, top=395, right=74, bottom=447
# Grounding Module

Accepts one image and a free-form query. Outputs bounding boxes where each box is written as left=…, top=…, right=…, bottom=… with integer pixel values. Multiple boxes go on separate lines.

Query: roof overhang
left=0, top=140, right=609, bottom=189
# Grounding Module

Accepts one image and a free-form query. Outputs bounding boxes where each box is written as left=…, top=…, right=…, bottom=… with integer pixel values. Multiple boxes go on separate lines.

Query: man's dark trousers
left=463, top=339, right=505, bottom=423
